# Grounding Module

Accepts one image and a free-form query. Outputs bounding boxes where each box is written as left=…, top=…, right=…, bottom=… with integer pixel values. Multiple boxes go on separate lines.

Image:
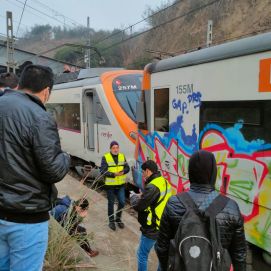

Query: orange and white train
left=47, top=68, right=142, bottom=180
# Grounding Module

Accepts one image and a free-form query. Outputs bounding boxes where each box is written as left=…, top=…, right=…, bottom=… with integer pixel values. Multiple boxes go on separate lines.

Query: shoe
left=87, top=250, right=99, bottom=257
left=116, top=219, right=124, bottom=229
left=109, top=222, right=116, bottom=231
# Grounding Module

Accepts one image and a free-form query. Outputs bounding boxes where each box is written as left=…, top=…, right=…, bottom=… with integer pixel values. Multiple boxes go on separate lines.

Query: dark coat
left=155, top=184, right=247, bottom=271
left=0, top=89, right=70, bottom=223
left=130, top=172, right=162, bottom=240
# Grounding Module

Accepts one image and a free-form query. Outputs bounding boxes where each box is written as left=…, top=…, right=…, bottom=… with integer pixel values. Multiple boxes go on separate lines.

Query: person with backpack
left=130, top=160, right=172, bottom=271
left=155, top=150, right=247, bottom=271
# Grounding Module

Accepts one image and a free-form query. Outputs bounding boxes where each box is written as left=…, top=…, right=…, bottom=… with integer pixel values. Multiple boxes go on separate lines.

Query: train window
left=154, top=88, right=169, bottom=132
left=112, top=74, right=142, bottom=121
left=46, top=103, right=81, bottom=132
left=200, top=101, right=271, bottom=143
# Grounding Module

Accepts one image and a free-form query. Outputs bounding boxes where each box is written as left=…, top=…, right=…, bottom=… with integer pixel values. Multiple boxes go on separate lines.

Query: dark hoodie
left=189, top=150, right=217, bottom=186
left=155, top=150, right=247, bottom=271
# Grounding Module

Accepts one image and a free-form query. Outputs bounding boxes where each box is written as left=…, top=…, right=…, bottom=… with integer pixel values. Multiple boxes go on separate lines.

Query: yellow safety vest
left=145, top=176, right=172, bottom=229
left=104, top=152, right=127, bottom=186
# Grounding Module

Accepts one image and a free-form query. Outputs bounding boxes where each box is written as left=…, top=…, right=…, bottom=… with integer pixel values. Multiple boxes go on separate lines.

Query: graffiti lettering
left=101, top=131, right=112, bottom=139
left=172, top=99, right=188, bottom=114
left=187, top=91, right=202, bottom=108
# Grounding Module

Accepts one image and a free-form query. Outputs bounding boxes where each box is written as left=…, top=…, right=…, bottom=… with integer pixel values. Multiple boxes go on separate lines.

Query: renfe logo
left=259, top=58, right=271, bottom=92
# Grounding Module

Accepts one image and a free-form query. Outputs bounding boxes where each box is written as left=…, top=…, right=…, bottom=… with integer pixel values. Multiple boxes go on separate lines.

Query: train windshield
left=112, top=73, right=142, bottom=121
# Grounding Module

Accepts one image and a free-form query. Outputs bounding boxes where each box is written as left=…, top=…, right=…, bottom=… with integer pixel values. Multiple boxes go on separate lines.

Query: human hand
left=129, top=191, right=136, bottom=198
left=115, top=171, right=124, bottom=176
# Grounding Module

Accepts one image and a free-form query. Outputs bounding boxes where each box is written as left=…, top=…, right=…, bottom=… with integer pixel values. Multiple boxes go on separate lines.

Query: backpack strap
left=205, top=194, right=230, bottom=218
left=176, top=192, right=197, bottom=210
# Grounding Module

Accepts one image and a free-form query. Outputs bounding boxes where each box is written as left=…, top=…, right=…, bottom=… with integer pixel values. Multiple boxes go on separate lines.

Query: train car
left=47, top=68, right=142, bottom=181
left=134, top=32, right=271, bottom=258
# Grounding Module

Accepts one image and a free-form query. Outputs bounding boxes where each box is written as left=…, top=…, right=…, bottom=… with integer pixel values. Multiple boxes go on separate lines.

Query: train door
left=85, top=90, right=95, bottom=150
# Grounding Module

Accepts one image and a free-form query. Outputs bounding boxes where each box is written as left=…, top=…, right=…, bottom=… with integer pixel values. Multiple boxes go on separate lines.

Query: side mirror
left=136, top=102, right=145, bottom=123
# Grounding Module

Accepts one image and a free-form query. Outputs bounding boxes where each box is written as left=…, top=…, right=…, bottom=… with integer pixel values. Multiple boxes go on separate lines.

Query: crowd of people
left=0, top=65, right=247, bottom=271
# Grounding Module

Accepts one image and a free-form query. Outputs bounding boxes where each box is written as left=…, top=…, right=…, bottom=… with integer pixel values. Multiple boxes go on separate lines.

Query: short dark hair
left=19, top=65, right=54, bottom=93
left=0, top=72, right=19, bottom=88
left=141, top=160, right=158, bottom=173
left=74, top=198, right=89, bottom=210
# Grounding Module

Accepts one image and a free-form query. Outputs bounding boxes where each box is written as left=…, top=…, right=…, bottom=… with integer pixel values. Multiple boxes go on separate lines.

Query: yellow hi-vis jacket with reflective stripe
left=104, top=152, right=127, bottom=186
left=145, top=176, right=172, bottom=229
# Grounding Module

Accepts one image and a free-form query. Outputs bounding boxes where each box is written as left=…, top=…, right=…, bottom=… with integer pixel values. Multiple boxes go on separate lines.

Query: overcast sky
left=0, top=0, right=171, bottom=37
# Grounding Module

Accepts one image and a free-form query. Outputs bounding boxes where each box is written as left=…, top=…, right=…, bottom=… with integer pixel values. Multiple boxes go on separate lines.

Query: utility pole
left=6, top=11, right=16, bottom=72
left=206, top=20, right=213, bottom=47
left=85, top=16, right=91, bottom=68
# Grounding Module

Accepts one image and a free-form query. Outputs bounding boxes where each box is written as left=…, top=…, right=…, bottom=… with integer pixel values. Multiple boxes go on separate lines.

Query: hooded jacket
left=0, top=90, right=70, bottom=223
left=155, top=150, right=247, bottom=271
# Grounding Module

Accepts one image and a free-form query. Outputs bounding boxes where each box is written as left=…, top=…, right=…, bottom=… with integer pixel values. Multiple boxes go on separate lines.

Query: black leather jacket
left=0, top=90, right=70, bottom=222
left=155, top=184, right=247, bottom=271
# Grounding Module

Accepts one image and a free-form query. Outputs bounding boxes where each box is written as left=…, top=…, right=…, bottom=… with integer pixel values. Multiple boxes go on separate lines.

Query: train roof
left=148, top=32, right=271, bottom=73
left=53, top=67, right=124, bottom=90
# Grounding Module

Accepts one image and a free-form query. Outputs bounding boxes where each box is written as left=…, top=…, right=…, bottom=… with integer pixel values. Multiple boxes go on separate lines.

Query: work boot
left=87, top=250, right=99, bottom=257
left=108, top=221, right=116, bottom=231
left=115, top=219, right=124, bottom=229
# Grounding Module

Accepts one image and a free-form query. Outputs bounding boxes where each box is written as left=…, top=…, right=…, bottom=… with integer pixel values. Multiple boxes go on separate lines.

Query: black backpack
left=167, top=192, right=232, bottom=271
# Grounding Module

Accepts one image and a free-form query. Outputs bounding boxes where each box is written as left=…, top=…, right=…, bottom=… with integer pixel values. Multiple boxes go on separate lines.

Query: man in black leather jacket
left=155, top=150, right=247, bottom=271
left=0, top=65, right=70, bottom=271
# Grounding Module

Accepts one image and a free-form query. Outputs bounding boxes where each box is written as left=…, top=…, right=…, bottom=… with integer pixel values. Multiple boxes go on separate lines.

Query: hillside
left=17, top=0, right=271, bottom=69
left=123, top=0, right=271, bottom=66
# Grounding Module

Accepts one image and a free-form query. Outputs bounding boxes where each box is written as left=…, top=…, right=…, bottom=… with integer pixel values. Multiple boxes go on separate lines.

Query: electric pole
left=206, top=20, right=213, bottom=47
left=6, top=11, right=16, bottom=72
left=85, top=16, right=91, bottom=68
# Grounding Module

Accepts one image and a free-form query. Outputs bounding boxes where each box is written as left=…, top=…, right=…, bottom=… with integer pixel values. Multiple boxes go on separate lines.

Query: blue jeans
left=137, top=234, right=161, bottom=271
left=106, top=186, right=125, bottom=222
left=0, top=219, right=48, bottom=271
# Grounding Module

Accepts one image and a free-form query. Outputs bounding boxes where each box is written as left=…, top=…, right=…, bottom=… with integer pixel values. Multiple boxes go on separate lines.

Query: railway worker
left=0, top=72, right=19, bottom=96
left=130, top=160, right=172, bottom=271
left=155, top=150, right=247, bottom=271
left=100, top=141, right=130, bottom=231
left=0, top=64, right=70, bottom=271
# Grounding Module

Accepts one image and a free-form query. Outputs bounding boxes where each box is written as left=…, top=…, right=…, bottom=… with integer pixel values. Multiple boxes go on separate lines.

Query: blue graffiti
left=187, top=91, right=202, bottom=108
left=172, top=91, right=202, bottom=114
left=199, top=120, right=271, bottom=154
left=172, top=99, right=188, bottom=114
left=224, top=119, right=266, bottom=153
left=139, top=114, right=198, bottom=155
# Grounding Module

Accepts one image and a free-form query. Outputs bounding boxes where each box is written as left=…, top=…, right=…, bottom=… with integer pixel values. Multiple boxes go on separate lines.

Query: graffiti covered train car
left=134, top=32, right=271, bottom=256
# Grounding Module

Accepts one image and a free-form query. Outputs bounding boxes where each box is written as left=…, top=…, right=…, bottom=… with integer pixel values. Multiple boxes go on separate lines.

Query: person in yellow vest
left=100, top=141, right=130, bottom=231
left=130, top=160, right=172, bottom=271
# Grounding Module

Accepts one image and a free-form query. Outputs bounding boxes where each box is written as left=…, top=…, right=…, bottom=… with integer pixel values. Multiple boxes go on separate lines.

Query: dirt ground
left=56, top=175, right=159, bottom=271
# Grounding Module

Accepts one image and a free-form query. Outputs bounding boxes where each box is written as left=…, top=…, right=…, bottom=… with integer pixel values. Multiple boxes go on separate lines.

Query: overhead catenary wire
left=16, top=0, right=28, bottom=37
left=92, top=0, right=181, bottom=46
left=18, top=0, right=271, bottom=71
left=89, top=0, right=222, bottom=57
left=30, top=0, right=83, bottom=28
left=10, top=0, right=77, bottom=29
